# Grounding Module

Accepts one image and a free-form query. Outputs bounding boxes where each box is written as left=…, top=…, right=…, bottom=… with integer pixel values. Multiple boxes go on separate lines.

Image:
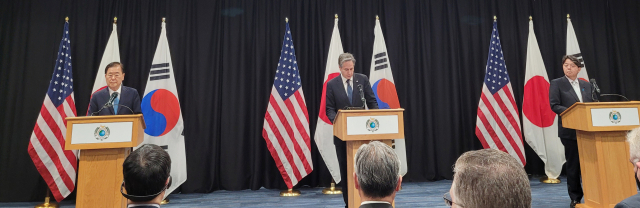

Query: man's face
left=562, top=59, right=581, bottom=80
left=339, top=60, right=354, bottom=80
left=105, top=66, right=125, bottom=90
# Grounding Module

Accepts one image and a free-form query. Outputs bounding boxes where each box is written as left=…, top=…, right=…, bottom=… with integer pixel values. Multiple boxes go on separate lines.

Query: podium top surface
left=560, top=101, right=640, bottom=117
left=337, top=108, right=405, bottom=113
left=66, top=114, right=146, bottom=129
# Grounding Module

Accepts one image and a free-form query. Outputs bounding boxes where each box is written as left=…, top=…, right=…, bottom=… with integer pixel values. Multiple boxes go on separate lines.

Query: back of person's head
left=452, top=149, right=531, bottom=208
left=354, top=141, right=401, bottom=199
left=122, top=144, right=171, bottom=202
left=628, top=127, right=640, bottom=163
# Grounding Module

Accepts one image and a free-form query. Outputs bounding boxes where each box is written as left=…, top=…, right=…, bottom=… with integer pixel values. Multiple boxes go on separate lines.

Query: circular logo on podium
left=609, top=110, right=622, bottom=124
left=366, top=118, right=380, bottom=132
left=94, top=125, right=111, bottom=141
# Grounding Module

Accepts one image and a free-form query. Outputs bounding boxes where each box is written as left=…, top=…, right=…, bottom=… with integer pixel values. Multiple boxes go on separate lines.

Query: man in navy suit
left=549, top=55, right=593, bottom=208
left=121, top=144, right=171, bottom=207
left=88, top=62, right=142, bottom=115
left=326, top=53, right=379, bottom=206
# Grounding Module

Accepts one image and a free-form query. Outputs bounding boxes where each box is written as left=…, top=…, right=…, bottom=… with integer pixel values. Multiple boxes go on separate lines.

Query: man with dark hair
left=88, top=61, right=142, bottom=115
left=121, top=144, right=171, bottom=207
left=353, top=141, right=401, bottom=208
left=326, top=52, right=379, bottom=207
left=447, top=149, right=531, bottom=208
left=549, top=55, right=593, bottom=207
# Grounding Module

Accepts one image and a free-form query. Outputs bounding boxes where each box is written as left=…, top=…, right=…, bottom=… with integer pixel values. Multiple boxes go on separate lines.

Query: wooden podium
left=333, top=109, right=405, bottom=208
left=65, top=115, right=146, bottom=208
left=560, top=102, right=640, bottom=208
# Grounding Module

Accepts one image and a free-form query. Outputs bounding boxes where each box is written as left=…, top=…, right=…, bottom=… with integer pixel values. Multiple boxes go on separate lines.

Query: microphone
left=91, top=92, right=119, bottom=116
left=113, top=104, right=135, bottom=115
left=589, top=79, right=630, bottom=101
left=358, top=84, right=366, bottom=109
left=590, top=79, right=600, bottom=102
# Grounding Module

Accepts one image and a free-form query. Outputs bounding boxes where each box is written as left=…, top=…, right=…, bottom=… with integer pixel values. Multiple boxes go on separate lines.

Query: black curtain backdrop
left=2, top=0, right=640, bottom=202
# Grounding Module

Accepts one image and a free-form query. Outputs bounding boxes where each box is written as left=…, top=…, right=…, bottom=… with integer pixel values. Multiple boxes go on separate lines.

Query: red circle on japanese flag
left=523, top=76, right=556, bottom=127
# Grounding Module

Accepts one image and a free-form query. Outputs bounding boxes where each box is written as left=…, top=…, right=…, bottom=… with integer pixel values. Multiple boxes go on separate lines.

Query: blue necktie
left=113, top=96, right=119, bottom=114
left=346, top=79, right=353, bottom=105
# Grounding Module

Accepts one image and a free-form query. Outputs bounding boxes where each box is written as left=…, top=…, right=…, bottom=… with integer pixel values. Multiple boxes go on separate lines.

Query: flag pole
left=322, top=13, right=345, bottom=196
left=34, top=186, right=59, bottom=208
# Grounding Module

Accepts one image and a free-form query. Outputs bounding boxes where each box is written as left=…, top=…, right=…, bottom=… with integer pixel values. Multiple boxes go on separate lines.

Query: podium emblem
left=94, top=125, right=111, bottom=141
left=609, top=110, right=622, bottom=124
left=366, top=118, right=380, bottom=132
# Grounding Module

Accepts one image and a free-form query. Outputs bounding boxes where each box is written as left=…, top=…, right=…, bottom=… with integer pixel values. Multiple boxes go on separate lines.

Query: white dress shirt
left=108, top=84, right=122, bottom=100
left=566, top=76, right=583, bottom=103
left=341, top=75, right=353, bottom=96
left=361, top=201, right=392, bottom=205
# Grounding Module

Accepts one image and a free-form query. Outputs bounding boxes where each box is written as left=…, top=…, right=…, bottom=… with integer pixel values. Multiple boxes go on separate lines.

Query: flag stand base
left=322, top=182, right=342, bottom=194
left=540, top=176, right=561, bottom=184
left=280, top=189, right=301, bottom=197
left=35, top=195, right=59, bottom=208
left=160, top=199, right=170, bottom=205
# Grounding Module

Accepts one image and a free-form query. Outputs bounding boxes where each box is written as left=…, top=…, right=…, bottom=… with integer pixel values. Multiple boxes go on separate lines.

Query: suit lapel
left=562, top=77, right=581, bottom=102
left=334, top=79, right=350, bottom=106
left=580, top=81, right=589, bottom=102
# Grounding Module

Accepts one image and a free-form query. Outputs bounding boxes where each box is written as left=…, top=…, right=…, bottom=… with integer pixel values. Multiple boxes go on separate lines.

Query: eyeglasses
left=107, top=73, right=122, bottom=78
left=444, top=192, right=463, bottom=207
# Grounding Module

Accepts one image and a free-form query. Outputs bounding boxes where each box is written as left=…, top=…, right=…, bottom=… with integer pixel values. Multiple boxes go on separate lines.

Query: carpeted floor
left=1, top=176, right=577, bottom=207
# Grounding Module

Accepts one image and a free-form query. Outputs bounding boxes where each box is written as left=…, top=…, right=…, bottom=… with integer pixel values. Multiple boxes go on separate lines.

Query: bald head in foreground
left=353, top=141, right=402, bottom=208
left=447, top=149, right=531, bottom=208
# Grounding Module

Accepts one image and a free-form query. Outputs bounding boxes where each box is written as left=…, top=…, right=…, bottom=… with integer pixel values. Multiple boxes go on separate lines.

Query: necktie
left=113, top=95, right=119, bottom=114
left=346, top=79, right=353, bottom=105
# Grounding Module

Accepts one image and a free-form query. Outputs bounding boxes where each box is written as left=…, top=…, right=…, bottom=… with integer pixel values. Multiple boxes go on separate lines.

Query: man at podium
left=326, top=53, right=379, bottom=206
left=88, top=62, right=142, bottom=115
left=549, top=55, right=594, bottom=207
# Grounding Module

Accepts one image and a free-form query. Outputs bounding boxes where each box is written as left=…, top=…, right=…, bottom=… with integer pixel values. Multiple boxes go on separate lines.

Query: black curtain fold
left=2, top=0, right=640, bottom=202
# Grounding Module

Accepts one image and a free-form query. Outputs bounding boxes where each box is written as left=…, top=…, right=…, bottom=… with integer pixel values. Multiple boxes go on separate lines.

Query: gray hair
left=354, top=141, right=400, bottom=198
left=338, top=53, right=356, bottom=67
left=452, top=149, right=531, bottom=208
left=628, top=127, right=640, bottom=163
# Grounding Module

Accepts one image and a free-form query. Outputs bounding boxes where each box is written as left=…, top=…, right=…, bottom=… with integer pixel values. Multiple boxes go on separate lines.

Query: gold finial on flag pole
left=335, top=14, right=338, bottom=19
left=529, top=16, right=532, bottom=20
left=567, top=14, right=570, bottom=19
left=162, top=17, right=166, bottom=22
left=376, top=15, right=379, bottom=20
left=494, top=16, right=497, bottom=21
left=114, top=17, right=117, bottom=24
left=285, top=17, right=288, bottom=23
left=65, top=17, right=69, bottom=22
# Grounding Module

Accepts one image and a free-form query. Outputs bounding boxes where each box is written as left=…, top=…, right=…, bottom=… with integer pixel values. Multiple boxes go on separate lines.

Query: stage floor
left=3, top=176, right=575, bottom=207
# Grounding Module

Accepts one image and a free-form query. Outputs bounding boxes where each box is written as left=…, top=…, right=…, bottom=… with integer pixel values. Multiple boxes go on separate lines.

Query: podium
left=65, top=114, right=146, bottom=208
left=333, top=109, right=405, bottom=208
left=560, top=102, right=640, bottom=208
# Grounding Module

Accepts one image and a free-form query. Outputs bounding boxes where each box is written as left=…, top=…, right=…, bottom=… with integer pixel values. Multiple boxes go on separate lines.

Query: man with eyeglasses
left=88, top=62, right=142, bottom=115
left=353, top=141, right=401, bottom=208
left=549, top=55, right=593, bottom=208
left=121, top=144, right=172, bottom=207
left=615, top=128, right=640, bottom=207
left=446, top=149, right=531, bottom=208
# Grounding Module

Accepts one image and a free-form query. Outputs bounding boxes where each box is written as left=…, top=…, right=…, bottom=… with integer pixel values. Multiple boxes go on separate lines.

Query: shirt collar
left=127, top=204, right=160, bottom=208
left=361, top=201, right=392, bottom=205
left=341, top=74, right=351, bottom=84
left=565, top=76, right=578, bottom=84
left=108, top=84, right=122, bottom=97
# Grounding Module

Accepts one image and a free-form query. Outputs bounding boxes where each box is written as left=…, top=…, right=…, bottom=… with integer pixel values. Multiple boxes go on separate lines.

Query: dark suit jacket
left=359, top=202, right=394, bottom=208
left=88, top=86, right=142, bottom=115
left=326, top=73, right=379, bottom=123
left=615, top=193, right=640, bottom=208
left=549, top=77, right=593, bottom=139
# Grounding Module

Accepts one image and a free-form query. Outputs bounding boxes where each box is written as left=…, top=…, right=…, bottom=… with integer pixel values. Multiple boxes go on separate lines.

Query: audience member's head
left=449, top=149, right=531, bottom=208
left=121, top=144, right=171, bottom=204
left=627, top=127, right=640, bottom=180
left=353, top=141, right=402, bottom=204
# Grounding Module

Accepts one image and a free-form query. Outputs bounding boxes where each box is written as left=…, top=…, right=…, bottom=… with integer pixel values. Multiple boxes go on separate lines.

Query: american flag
left=475, top=20, right=525, bottom=166
left=262, top=21, right=313, bottom=188
left=27, top=21, right=78, bottom=202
